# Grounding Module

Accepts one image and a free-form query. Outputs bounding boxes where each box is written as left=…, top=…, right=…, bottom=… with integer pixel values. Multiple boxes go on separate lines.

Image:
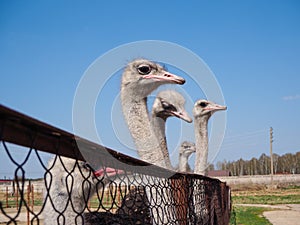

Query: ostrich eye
left=82, top=162, right=92, bottom=170
left=199, top=102, right=208, bottom=107
left=162, top=101, right=176, bottom=111
left=137, top=65, right=151, bottom=75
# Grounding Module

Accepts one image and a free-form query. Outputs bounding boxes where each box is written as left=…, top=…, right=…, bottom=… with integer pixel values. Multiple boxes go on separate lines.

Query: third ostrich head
left=193, top=99, right=227, bottom=119
left=193, top=99, right=227, bottom=175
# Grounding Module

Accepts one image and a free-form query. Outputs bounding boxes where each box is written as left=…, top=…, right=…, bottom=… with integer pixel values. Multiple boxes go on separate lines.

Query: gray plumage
left=193, top=99, right=227, bottom=175
left=178, top=141, right=196, bottom=172
left=43, top=157, right=122, bottom=225
left=120, top=59, right=185, bottom=224
left=121, top=59, right=185, bottom=167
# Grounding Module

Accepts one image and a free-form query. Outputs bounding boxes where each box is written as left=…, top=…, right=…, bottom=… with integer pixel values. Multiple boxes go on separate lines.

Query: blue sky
left=1, top=1, right=300, bottom=178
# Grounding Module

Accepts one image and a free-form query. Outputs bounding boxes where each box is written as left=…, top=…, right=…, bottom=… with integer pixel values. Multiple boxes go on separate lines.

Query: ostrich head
left=46, top=157, right=122, bottom=210
left=152, top=90, right=193, bottom=123
left=193, top=99, right=227, bottom=119
left=44, top=157, right=124, bottom=225
left=179, top=141, right=196, bottom=158
left=121, top=59, right=185, bottom=100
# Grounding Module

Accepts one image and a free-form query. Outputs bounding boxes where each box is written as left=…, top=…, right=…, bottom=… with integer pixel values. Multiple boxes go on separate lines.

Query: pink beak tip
left=93, top=167, right=124, bottom=177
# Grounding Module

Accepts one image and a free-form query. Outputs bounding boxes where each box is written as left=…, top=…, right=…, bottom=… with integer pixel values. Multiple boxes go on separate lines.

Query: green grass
left=232, top=194, right=300, bottom=205
left=230, top=206, right=272, bottom=225
left=230, top=185, right=300, bottom=224
left=281, top=185, right=300, bottom=190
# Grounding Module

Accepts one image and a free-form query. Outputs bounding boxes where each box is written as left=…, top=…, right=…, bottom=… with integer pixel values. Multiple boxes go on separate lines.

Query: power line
left=222, top=128, right=268, bottom=140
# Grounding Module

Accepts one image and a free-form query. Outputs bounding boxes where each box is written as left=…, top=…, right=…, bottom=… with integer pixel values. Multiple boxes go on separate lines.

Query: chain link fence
left=0, top=105, right=231, bottom=224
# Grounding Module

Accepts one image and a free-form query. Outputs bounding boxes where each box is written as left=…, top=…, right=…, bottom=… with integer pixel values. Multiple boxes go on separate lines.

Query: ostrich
left=120, top=59, right=185, bottom=224
left=43, top=156, right=124, bottom=225
left=121, top=59, right=185, bottom=167
left=177, top=141, right=196, bottom=173
left=151, top=90, right=192, bottom=169
left=193, top=99, right=227, bottom=175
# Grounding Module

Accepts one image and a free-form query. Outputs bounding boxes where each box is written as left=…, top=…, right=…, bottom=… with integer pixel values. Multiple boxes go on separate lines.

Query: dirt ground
left=0, top=206, right=43, bottom=225
left=2, top=204, right=300, bottom=224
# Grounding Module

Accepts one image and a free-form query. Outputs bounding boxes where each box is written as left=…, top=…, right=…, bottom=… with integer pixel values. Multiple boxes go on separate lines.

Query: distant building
left=0, top=178, right=44, bottom=193
left=0, top=179, right=13, bottom=185
left=207, top=170, right=231, bottom=177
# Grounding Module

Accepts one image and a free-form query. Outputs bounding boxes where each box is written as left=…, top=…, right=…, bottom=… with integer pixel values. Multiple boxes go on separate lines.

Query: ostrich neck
left=194, top=116, right=209, bottom=175
left=151, top=116, right=172, bottom=169
left=178, top=155, right=189, bottom=172
left=45, top=175, right=94, bottom=224
left=121, top=93, right=166, bottom=167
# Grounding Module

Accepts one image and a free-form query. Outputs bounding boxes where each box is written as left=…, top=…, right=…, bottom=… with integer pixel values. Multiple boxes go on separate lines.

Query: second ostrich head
left=151, top=90, right=192, bottom=169
left=152, top=90, right=192, bottom=123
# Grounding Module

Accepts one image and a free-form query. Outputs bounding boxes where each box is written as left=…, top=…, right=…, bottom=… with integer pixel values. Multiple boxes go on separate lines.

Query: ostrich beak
left=143, top=72, right=185, bottom=85
left=189, top=145, right=196, bottom=153
left=190, top=148, right=196, bottom=153
left=205, top=104, right=227, bottom=112
left=171, top=110, right=193, bottom=123
left=94, top=167, right=124, bottom=177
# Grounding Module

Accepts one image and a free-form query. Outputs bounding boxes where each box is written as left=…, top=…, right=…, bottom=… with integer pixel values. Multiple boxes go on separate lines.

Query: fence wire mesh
left=0, top=105, right=231, bottom=225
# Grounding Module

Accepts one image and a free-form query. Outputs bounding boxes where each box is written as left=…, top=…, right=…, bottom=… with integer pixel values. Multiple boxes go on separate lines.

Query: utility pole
left=270, top=127, right=274, bottom=185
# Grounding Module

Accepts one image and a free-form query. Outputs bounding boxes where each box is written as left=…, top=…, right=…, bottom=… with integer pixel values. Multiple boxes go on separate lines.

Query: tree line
left=210, top=151, right=300, bottom=176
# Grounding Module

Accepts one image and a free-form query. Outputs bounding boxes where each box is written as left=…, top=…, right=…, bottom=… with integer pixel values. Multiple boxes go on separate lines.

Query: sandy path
left=0, top=207, right=43, bottom=224
left=263, top=204, right=300, bottom=225
left=235, top=204, right=300, bottom=225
